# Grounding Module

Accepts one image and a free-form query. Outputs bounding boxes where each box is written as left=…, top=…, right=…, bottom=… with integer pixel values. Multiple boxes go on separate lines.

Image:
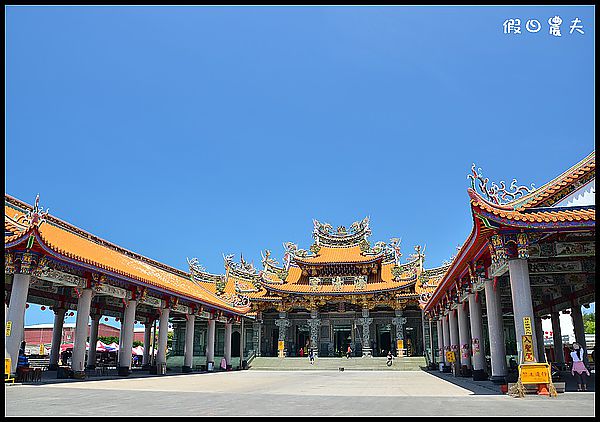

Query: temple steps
left=248, top=356, right=427, bottom=371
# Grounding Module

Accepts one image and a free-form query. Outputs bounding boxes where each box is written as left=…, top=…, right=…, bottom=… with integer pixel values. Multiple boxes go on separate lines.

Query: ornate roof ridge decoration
left=468, top=164, right=536, bottom=206
left=390, top=245, right=425, bottom=281
left=282, top=241, right=317, bottom=269
left=5, top=197, right=248, bottom=315
left=223, top=253, right=259, bottom=277
left=261, top=249, right=283, bottom=272
left=12, top=194, right=49, bottom=229
left=468, top=189, right=596, bottom=228
left=312, top=216, right=372, bottom=247
left=442, top=245, right=462, bottom=266
left=187, top=257, right=223, bottom=283
left=513, top=151, right=595, bottom=209
left=4, top=194, right=195, bottom=281
left=188, top=257, right=252, bottom=310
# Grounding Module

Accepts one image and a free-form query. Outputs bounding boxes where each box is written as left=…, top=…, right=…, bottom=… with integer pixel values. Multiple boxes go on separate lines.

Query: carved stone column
left=508, top=257, right=540, bottom=362
left=391, top=310, right=407, bottom=357
left=442, top=313, right=451, bottom=367
left=436, top=318, right=444, bottom=367
left=252, top=320, right=262, bottom=357
left=6, top=271, right=32, bottom=375
left=182, top=314, right=196, bottom=373
left=550, top=309, right=565, bottom=366
left=484, top=276, right=508, bottom=383
left=87, top=313, right=102, bottom=369
left=275, top=312, right=291, bottom=358
left=357, top=308, right=373, bottom=357
left=307, top=310, right=321, bottom=358
left=48, top=307, right=66, bottom=370
left=72, top=288, right=94, bottom=378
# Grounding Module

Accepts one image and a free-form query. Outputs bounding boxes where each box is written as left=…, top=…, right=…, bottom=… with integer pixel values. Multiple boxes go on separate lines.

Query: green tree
left=583, top=312, right=595, bottom=334
left=98, top=336, right=119, bottom=345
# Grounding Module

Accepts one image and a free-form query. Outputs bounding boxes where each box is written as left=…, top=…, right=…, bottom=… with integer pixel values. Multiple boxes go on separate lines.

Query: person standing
left=387, top=350, right=393, bottom=367
left=570, top=342, right=590, bottom=391
left=346, top=345, right=352, bottom=359
left=309, top=348, right=315, bottom=365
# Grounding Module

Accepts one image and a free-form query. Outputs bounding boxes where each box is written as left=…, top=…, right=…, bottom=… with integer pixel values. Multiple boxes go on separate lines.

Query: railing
left=246, top=350, right=257, bottom=367
left=28, top=358, right=50, bottom=369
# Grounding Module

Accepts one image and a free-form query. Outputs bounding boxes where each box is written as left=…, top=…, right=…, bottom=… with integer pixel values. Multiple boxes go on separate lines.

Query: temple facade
left=5, top=150, right=594, bottom=379
left=184, top=218, right=449, bottom=358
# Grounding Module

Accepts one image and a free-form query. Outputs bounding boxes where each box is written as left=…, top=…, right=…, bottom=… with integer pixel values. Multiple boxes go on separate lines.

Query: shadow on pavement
left=422, top=368, right=504, bottom=395
left=9, top=367, right=243, bottom=387
left=422, top=368, right=595, bottom=395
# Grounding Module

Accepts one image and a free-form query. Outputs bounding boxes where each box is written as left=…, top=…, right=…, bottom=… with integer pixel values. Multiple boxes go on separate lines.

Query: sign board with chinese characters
left=472, top=338, right=481, bottom=356
left=523, top=317, right=533, bottom=336
left=139, top=296, right=162, bottom=308
left=5, top=358, right=11, bottom=375
left=446, top=351, right=456, bottom=363
left=522, top=335, right=535, bottom=362
left=39, top=344, right=45, bottom=355
left=5, top=321, right=12, bottom=337
left=397, top=340, right=404, bottom=351
left=171, top=304, right=190, bottom=314
left=519, top=363, right=551, bottom=384
left=278, top=341, right=285, bottom=351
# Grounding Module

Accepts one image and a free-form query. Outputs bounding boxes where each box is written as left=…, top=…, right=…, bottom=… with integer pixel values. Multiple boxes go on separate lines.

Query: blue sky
left=6, top=6, right=595, bottom=326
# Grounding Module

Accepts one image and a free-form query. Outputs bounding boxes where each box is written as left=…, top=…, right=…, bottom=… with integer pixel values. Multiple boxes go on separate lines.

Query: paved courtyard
left=5, top=370, right=595, bottom=416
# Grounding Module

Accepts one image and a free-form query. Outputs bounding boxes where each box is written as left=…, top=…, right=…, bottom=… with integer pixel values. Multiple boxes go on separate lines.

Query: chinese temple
left=420, top=151, right=595, bottom=382
left=4, top=150, right=594, bottom=380
left=184, top=217, right=450, bottom=358
left=5, top=194, right=251, bottom=377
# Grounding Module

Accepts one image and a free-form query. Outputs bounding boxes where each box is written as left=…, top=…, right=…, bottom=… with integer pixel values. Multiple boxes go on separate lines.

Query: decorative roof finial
left=468, top=164, right=535, bottom=205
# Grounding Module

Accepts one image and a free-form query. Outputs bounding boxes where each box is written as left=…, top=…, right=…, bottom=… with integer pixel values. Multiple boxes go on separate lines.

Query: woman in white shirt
left=570, top=343, right=590, bottom=391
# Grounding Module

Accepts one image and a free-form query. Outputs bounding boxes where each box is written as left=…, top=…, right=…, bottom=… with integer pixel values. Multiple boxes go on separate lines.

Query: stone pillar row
left=429, top=256, right=573, bottom=383
left=5, top=269, right=241, bottom=378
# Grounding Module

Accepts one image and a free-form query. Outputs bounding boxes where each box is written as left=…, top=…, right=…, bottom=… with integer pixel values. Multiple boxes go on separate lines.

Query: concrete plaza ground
left=5, top=368, right=595, bottom=416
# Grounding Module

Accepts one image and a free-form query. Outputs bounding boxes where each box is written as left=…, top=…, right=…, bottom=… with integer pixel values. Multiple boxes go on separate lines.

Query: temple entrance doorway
left=296, top=326, right=310, bottom=356
left=232, top=331, right=241, bottom=357
left=377, top=324, right=392, bottom=356
left=333, top=325, right=351, bottom=357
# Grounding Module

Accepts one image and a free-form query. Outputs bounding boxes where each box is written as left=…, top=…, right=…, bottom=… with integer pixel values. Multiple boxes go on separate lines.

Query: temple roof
left=5, top=194, right=250, bottom=315
left=422, top=151, right=596, bottom=314
left=293, top=245, right=384, bottom=265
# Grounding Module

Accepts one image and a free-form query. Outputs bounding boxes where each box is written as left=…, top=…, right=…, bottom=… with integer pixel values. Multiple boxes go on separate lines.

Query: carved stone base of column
left=72, top=371, right=86, bottom=379
left=489, top=375, right=507, bottom=384
left=459, top=365, right=472, bottom=377
left=362, top=347, right=372, bottom=357
left=472, top=369, right=488, bottom=381
left=118, top=366, right=131, bottom=376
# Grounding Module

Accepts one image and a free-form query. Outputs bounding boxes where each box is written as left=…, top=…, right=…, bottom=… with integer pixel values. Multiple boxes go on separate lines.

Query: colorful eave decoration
left=423, top=151, right=595, bottom=317
left=5, top=194, right=250, bottom=317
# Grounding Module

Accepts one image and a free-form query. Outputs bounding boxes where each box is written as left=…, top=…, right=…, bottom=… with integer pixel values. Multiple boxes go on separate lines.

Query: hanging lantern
left=40, top=306, right=46, bottom=311
left=134, top=320, right=138, bottom=324
left=116, top=317, right=120, bottom=322
left=25, top=304, right=30, bottom=309
left=104, top=317, right=109, bottom=322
